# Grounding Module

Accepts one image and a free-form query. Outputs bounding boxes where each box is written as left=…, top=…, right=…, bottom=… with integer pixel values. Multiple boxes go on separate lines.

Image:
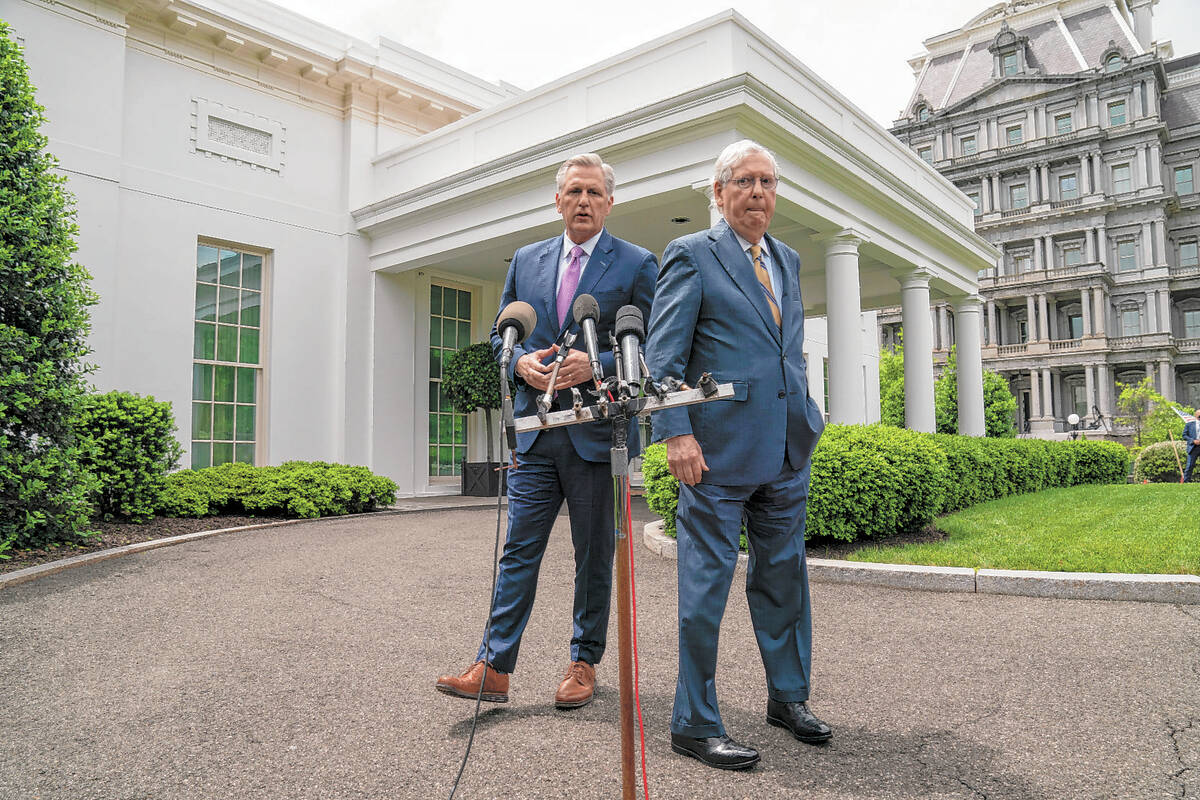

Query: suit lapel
left=710, top=222, right=782, bottom=347
left=574, top=230, right=615, bottom=303
left=766, top=234, right=802, bottom=350
left=537, top=235, right=563, bottom=332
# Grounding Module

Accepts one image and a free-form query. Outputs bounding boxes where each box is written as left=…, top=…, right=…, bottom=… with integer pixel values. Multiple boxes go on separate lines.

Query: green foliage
left=1115, top=376, right=1184, bottom=447
left=982, top=370, right=1018, bottom=438
left=878, top=344, right=905, bottom=428
left=441, top=342, right=502, bottom=461
left=641, top=426, right=1129, bottom=545
left=0, top=23, right=99, bottom=550
left=74, top=391, right=184, bottom=520
left=158, top=461, right=399, bottom=519
left=1132, top=441, right=1186, bottom=483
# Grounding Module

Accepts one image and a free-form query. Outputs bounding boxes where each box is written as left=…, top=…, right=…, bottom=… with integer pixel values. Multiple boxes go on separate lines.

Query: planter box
left=461, top=461, right=506, bottom=496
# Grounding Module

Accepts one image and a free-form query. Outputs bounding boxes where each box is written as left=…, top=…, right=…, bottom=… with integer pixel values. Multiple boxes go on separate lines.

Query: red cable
left=625, top=476, right=651, bottom=800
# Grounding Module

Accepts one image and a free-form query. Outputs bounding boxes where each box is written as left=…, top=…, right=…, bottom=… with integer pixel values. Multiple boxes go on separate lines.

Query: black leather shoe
left=766, top=699, right=832, bottom=743
left=670, top=733, right=760, bottom=770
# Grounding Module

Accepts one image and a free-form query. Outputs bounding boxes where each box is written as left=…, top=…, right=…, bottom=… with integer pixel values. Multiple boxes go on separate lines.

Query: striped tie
left=751, top=245, right=781, bottom=328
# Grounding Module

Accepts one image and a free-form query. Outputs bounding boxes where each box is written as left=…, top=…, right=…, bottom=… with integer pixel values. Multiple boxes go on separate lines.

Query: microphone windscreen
left=498, top=301, right=536, bottom=343
left=572, top=293, right=600, bottom=325
left=614, top=305, right=645, bottom=342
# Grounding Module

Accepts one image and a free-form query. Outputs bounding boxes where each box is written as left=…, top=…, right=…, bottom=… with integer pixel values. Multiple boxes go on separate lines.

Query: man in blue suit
left=645, top=140, right=829, bottom=769
left=1184, top=411, right=1199, bottom=483
left=436, top=153, right=657, bottom=709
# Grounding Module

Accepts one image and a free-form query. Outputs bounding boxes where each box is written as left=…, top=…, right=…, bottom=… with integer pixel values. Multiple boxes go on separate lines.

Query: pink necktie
left=557, top=245, right=584, bottom=327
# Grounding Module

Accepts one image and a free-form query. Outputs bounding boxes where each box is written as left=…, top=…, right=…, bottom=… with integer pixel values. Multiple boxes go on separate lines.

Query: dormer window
left=1002, top=52, right=1018, bottom=76
left=1105, top=54, right=1123, bottom=72
left=989, top=22, right=1031, bottom=79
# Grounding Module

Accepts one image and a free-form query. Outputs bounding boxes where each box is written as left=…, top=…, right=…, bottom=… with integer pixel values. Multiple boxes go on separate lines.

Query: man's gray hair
left=556, top=153, right=615, bottom=196
left=712, top=139, right=779, bottom=187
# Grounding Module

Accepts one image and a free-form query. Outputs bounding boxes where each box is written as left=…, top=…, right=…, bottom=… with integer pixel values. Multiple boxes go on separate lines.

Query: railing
left=1001, top=206, right=1031, bottom=218
left=998, top=141, right=1027, bottom=155
left=997, top=343, right=1028, bottom=355
left=1048, top=339, right=1082, bottom=351
left=953, top=153, right=980, bottom=166
left=1051, top=197, right=1082, bottom=209
left=1170, top=264, right=1200, bottom=277
left=1108, top=333, right=1171, bottom=350
left=1047, top=130, right=1078, bottom=145
left=1177, top=337, right=1200, bottom=351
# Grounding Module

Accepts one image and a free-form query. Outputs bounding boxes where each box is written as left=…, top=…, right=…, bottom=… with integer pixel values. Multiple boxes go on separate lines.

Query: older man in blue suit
left=1184, top=410, right=1200, bottom=483
left=646, top=140, right=829, bottom=770
left=436, top=153, right=657, bottom=710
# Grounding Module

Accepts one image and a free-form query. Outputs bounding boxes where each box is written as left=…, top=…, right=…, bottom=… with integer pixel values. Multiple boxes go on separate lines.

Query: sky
left=270, top=0, right=1200, bottom=127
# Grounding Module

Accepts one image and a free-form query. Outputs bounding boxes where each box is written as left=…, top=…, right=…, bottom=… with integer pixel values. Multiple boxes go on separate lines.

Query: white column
left=986, top=299, right=996, bottom=345
left=938, top=305, right=950, bottom=350
left=1141, top=222, right=1153, bottom=267
left=1038, top=294, right=1050, bottom=341
left=1097, top=224, right=1107, bottom=268
left=1080, top=154, right=1092, bottom=195
left=1160, top=361, right=1174, bottom=401
left=1048, top=295, right=1060, bottom=340
left=823, top=231, right=867, bottom=424
left=1146, top=290, right=1159, bottom=332
left=981, top=178, right=992, bottom=213
left=1097, top=363, right=1112, bottom=418
left=1094, top=289, right=1107, bottom=336
left=1029, top=370, right=1042, bottom=419
left=1026, top=295, right=1037, bottom=340
left=1155, top=219, right=1167, bottom=266
left=1160, top=290, right=1172, bottom=334
left=1081, top=288, right=1092, bottom=336
left=901, top=270, right=936, bottom=432
left=1085, top=227, right=1096, bottom=263
left=1085, top=365, right=1096, bottom=418
left=1045, top=235, right=1055, bottom=270
left=953, top=295, right=985, bottom=436
left=1040, top=163, right=1051, bottom=201
left=1033, top=238, right=1044, bottom=271
left=1150, top=143, right=1162, bottom=186
left=1029, top=165, right=1040, bottom=202
left=1041, top=367, right=1054, bottom=419
left=997, top=242, right=1007, bottom=276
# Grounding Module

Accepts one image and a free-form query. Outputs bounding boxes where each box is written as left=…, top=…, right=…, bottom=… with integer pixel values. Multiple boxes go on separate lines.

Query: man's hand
left=666, top=434, right=708, bottom=486
left=554, top=349, right=595, bottom=389
left=515, top=346, right=557, bottom=391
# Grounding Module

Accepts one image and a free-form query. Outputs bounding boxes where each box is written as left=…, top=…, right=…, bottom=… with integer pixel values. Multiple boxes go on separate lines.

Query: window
left=967, top=191, right=981, bottom=216
left=1010, top=183, right=1028, bottom=208
left=1176, top=166, right=1195, bottom=195
left=1063, top=246, right=1082, bottom=266
left=1108, top=100, right=1126, bottom=126
left=918, top=146, right=933, bottom=164
left=1002, top=52, right=1018, bottom=76
left=1018, top=319, right=1029, bottom=342
left=1185, top=310, right=1200, bottom=338
left=1072, top=384, right=1088, bottom=419
left=961, top=136, right=977, bottom=156
left=1014, top=254, right=1032, bottom=274
left=1188, top=380, right=1200, bottom=410
left=1118, top=240, right=1137, bottom=272
left=429, top=284, right=472, bottom=477
left=1121, top=309, right=1141, bottom=336
left=1068, top=314, right=1083, bottom=339
left=1105, top=54, right=1123, bottom=72
left=1059, top=174, right=1078, bottom=200
left=1181, top=241, right=1199, bottom=268
left=191, top=244, right=263, bottom=469
left=1111, top=164, right=1131, bottom=194
left=1054, top=114, right=1073, bottom=135
left=917, top=106, right=930, bottom=122
left=1006, top=125, right=1023, bottom=145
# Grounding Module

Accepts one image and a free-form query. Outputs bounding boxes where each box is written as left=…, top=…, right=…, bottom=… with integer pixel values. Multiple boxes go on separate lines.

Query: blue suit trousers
left=672, top=466, right=813, bottom=738
left=1185, top=450, right=1198, bottom=483
left=478, top=427, right=615, bottom=673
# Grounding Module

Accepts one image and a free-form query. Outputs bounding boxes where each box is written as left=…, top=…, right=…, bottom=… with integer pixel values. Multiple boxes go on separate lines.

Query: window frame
left=1180, top=240, right=1199, bottom=268
left=1111, top=163, right=1131, bottom=194
left=1107, top=99, right=1127, bottom=127
left=1010, top=183, right=1029, bottom=209
left=1117, top=239, right=1137, bottom=272
left=1058, top=173, right=1078, bottom=200
left=1054, top=113, right=1073, bottom=135
left=960, top=135, right=977, bottom=156
left=1176, top=165, right=1194, bottom=195
left=1006, top=125, right=1023, bottom=146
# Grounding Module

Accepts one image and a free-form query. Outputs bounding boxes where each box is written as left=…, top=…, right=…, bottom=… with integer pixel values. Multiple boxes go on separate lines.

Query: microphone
left=614, top=305, right=645, bottom=387
left=572, top=294, right=604, bottom=387
left=497, top=301, right=536, bottom=370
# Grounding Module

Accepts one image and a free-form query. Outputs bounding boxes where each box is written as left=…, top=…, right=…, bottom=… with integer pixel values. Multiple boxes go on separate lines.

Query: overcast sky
left=270, top=0, right=1200, bottom=127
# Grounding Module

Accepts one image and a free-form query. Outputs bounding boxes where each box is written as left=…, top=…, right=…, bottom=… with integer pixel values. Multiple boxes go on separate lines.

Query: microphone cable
left=447, top=450, right=509, bottom=799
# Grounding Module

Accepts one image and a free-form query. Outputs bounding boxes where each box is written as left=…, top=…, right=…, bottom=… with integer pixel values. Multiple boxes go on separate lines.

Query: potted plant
left=441, top=341, right=505, bottom=496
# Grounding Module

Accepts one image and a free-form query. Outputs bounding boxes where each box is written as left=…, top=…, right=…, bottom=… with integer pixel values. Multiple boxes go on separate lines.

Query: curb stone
left=642, top=520, right=1200, bottom=605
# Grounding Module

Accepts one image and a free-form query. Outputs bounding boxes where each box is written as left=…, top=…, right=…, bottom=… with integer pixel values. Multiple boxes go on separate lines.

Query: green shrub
left=1133, top=441, right=1186, bottom=483
left=158, top=461, right=399, bottom=518
left=0, top=22, right=99, bottom=550
left=74, top=391, right=184, bottom=520
left=642, top=426, right=1131, bottom=546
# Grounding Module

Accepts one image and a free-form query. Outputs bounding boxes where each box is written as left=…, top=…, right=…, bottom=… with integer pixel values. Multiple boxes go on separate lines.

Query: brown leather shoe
left=554, top=660, right=595, bottom=709
left=435, top=661, right=509, bottom=703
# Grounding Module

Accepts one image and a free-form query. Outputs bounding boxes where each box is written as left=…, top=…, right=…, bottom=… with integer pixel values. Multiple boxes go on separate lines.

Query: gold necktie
left=751, top=245, right=781, bottom=327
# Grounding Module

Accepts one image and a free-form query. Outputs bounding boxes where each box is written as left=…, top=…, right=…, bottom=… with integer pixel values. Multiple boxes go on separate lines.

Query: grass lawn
left=846, top=483, right=1200, bottom=575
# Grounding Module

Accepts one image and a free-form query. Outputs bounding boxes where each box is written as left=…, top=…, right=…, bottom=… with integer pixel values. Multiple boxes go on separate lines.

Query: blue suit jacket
left=1185, top=420, right=1199, bottom=455
left=490, top=229, right=657, bottom=463
left=645, top=220, right=825, bottom=487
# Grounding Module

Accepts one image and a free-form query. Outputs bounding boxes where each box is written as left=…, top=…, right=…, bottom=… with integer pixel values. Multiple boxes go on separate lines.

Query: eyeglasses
left=728, top=175, right=777, bottom=191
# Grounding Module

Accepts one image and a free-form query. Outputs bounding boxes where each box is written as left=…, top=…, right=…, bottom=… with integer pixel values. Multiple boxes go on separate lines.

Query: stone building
left=883, top=0, right=1200, bottom=436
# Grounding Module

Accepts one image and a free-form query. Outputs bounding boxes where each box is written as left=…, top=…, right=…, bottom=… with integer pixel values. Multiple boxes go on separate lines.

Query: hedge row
left=158, top=461, right=399, bottom=519
left=643, top=425, right=1129, bottom=542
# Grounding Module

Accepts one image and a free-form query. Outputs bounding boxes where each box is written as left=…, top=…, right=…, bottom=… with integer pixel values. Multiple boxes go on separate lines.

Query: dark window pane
left=429, top=382, right=439, bottom=413
left=215, top=365, right=236, bottom=402
left=219, top=250, right=240, bottom=286
left=429, top=415, right=438, bottom=442
left=430, top=285, right=443, bottom=315
left=235, top=443, right=255, bottom=464
left=458, top=290, right=471, bottom=319
left=444, top=318, right=456, bottom=349
left=439, top=414, right=453, bottom=444
left=192, top=402, right=212, bottom=439
left=240, top=290, right=261, bottom=327
left=239, top=328, right=259, bottom=365
left=440, top=447, right=454, bottom=476
left=454, top=415, right=466, bottom=443
left=430, top=316, right=442, bottom=346
left=213, top=404, right=235, bottom=440
left=236, top=368, right=256, bottom=403
left=213, top=442, right=234, bottom=466
left=429, top=445, right=439, bottom=474
left=195, top=283, right=217, bottom=321
left=194, top=322, right=216, bottom=360
left=191, top=442, right=211, bottom=469
left=236, top=405, right=255, bottom=440
left=242, top=254, right=262, bottom=290
left=430, top=350, right=442, bottom=379
left=197, top=245, right=219, bottom=283
left=458, top=321, right=471, bottom=348
left=193, top=363, right=213, bottom=401
left=218, top=286, right=239, bottom=325
left=216, top=325, right=238, bottom=361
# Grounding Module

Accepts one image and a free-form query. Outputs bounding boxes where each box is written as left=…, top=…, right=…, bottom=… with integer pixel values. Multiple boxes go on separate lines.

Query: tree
left=881, top=342, right=1015, bottom=437
left=1115, top=376, right=1183, bottom=447
left=879, top=341, right=905, bottom=428
left=440, top=342, right=502, bottom=462
left=0, top=23, right=99, bottom=551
